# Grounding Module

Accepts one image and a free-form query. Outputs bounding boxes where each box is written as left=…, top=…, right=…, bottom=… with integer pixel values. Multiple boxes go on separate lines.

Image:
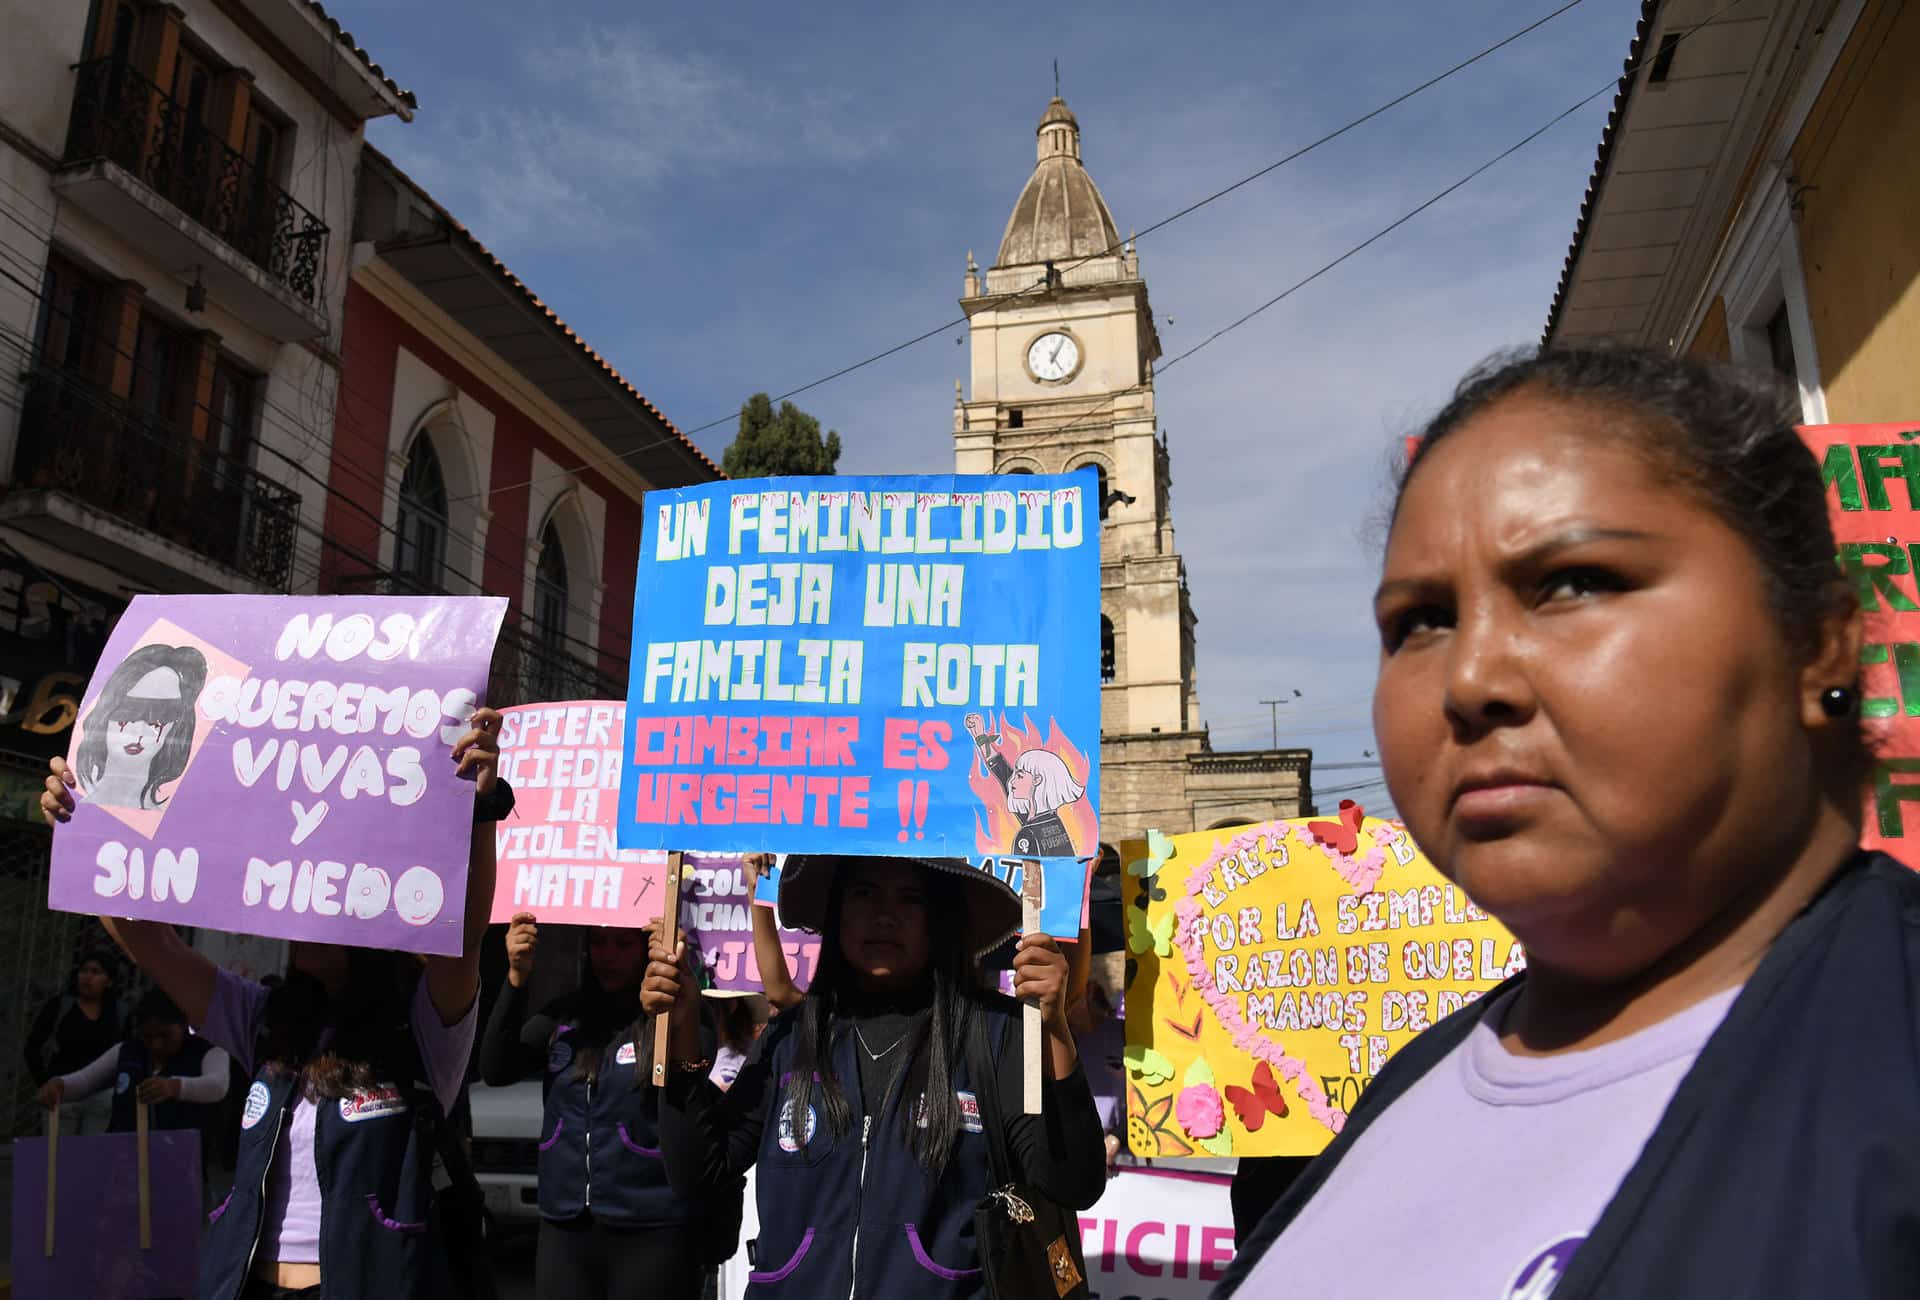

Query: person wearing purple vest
left=646, top=854, right=1107, bottom=1299
left=1222, top=347, right=1920, bottom=1298
left=41, top=708, right=509, bottom=1300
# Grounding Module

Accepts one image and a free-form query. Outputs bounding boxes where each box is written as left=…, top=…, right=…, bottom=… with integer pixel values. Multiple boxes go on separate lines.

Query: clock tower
left=955, top=98, right=1311, bottom=845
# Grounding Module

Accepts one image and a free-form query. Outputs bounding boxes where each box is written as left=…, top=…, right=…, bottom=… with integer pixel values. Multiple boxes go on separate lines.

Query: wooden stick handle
left=44, top=1104, right=58, bottom=1257
left=1022, top=864, right=1043, bottom=1116
left=653, top=851, right=684, bottom=1087
left=136, top=1098, right=152, bottom=1250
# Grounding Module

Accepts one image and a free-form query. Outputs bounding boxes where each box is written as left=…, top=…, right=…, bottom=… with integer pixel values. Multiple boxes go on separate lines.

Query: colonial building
left=1546, top=0, right=1916, bottom=425
left=955, top=98, right=1312, bottom=848
left=329, top=147, right=720, bottom=706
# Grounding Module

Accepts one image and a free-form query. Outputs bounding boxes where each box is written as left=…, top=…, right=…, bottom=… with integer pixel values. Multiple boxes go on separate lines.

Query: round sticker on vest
left=115, top=1071, right=131, bottom=1094
left=241, top=1081, right=272, bottom=1129
left=615, top=1041, right=637, bottom=1066
left=548, top=1039, right=574, bottom=1076
left=1505, top=1234, right=1584, bottom=1300
left=777, top=1101, right=818, bottom=1153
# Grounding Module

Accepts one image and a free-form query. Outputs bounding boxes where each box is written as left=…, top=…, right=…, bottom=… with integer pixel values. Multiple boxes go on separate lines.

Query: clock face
left=1027, top=332, right=1080, bottom=382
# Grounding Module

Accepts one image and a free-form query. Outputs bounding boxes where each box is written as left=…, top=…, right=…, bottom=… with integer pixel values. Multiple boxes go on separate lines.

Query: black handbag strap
left=966, top=1003, right=1017, bottom=1190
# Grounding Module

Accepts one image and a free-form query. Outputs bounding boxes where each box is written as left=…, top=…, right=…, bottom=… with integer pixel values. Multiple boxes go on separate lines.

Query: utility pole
left=1258, top=690, right=1302, bottom=749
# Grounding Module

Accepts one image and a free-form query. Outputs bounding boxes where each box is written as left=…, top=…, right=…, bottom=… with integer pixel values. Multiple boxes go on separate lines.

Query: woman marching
left=644, top=853, right=1107, bottom=1299
left=479, top=916, right=742, bottom=1300
left=1222, top=346, right=1920, bottom=1297
left=41, top=708, right=510, bottom=1300
left=23, top=948, right=124, bottom=1135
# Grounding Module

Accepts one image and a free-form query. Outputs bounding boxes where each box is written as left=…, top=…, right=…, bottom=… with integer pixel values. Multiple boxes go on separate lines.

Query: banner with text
left=493, top=701, right=668, bottom=924
left=679, top=852, right=820, bottom=993
left=618, top=474, right=1101, bottom=855
left=1123, top=809, right=1522, bottom=1158
left=1078, top=1166, right=1237, bottom=1300
left=48, top=595, right=507, bottom=954
left=1804, top=422, right=1920, bottom=867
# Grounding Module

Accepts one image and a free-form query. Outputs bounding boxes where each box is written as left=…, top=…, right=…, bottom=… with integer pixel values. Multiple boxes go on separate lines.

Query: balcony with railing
left=331, top=566, right=625, bottom=706
left=3, top=367, right=302, bottom=591
left=54, top=57, right=331, bottom=340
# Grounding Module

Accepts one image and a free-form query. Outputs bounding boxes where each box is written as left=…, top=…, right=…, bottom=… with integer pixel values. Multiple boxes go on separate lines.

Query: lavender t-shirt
left=1236, top=984, right=1740, bottom=1299
left=200, top=967, right=477, bottom=1265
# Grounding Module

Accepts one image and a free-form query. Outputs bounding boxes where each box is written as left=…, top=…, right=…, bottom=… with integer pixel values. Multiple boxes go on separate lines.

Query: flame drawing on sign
left=966, top=712, right=1098, bottom=856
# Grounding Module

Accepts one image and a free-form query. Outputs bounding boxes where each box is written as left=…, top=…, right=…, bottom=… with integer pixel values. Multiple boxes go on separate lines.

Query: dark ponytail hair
left=781, top=865, right=981, bottom=1177
left=258, top=948, right=418, bottom=1101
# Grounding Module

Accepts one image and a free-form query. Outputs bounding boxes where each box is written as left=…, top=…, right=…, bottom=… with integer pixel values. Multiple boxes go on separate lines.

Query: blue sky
left=346, top=0, right=1641, bottom=814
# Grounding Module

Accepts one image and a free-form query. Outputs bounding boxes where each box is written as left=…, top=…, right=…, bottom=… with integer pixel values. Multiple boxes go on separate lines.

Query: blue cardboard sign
left=618, top=474, right=1101, bottom=856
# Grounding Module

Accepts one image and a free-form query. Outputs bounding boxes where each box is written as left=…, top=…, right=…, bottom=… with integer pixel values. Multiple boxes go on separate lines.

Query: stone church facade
left=953, top=97, right=1312, bottom=850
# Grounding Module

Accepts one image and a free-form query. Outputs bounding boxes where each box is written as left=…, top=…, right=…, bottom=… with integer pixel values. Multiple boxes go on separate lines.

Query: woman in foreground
left=1221, top=346, right=1920, bottom=1297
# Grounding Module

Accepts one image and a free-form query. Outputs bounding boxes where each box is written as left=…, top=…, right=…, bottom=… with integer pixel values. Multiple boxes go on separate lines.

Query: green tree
left=722, top=393, right=842, bottom=478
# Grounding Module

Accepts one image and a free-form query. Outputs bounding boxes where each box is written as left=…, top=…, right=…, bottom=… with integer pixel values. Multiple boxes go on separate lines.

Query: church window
left=1100, top=615, right=1116, bottom=682
left=396, top=434, right=449, bottom=591
left=1008, top=409, right=1024, bottom=429
left=1095, top=465, right=1110, bottom=520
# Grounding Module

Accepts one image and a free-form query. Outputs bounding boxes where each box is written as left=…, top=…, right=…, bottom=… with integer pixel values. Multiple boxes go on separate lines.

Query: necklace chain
left=853, top=1024, right=909, bottom=1062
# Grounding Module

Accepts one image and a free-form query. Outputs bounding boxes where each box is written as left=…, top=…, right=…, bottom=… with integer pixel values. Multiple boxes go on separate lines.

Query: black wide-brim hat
left=778, top=854, right=1022, bottom=959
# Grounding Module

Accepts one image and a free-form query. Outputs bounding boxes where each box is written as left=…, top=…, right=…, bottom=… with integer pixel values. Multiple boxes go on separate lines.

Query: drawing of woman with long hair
left=74, top=643, right=207, bottom=811
left=963, top=711, right=1086, bottom=857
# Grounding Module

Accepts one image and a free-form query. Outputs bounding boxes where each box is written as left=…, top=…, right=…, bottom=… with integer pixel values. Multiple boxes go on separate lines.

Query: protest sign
left=1804, top=422, right=1920, bottom=867
left=12, top=1130, right=201, bottom=1298
left=48, top=595, right=507, bottom=955
left=617, top=474, right=1101, bottom=857
left=1123, top=808, right=1522, bottom=1157
left=492, top=701, right=669, bottom=924
left=1078, top=1166, right=1236, bottom=1300
left=679, top=852, right=820, bottom=993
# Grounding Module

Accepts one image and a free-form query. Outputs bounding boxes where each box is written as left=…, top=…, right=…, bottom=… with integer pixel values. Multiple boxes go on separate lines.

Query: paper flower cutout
left=1176, top=1084, right=1225, bottom=1139
left=1124, top=1043, right=1174, bottom=1085
left=1127, top=1081, right=1194, bottom=1158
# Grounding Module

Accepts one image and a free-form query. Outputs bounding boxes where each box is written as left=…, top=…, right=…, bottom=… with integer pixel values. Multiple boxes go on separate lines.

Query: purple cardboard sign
left=11, top=1131, right=203, bottom=1299
left=49, top=595, right=507, bottom=955
left=679, top=853, right=820, bottom=994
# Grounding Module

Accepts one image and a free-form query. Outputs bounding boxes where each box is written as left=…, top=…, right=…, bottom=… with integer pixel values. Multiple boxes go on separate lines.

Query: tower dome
left=993, top=97, right=1122, bottom=270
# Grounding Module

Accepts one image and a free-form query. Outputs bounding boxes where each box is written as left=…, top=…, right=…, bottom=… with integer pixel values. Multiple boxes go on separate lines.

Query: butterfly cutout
left=1127, top=908, right=1173, bottom=958
left=1307, top=799, right=1366, bottom=856
left=1165, top=1011, right=1204, bottom=1041
left=1224, top=1061, right=1290, bottom=1132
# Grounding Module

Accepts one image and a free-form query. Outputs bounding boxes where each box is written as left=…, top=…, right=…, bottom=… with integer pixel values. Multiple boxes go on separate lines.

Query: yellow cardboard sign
left=1122, top=812, right=1522, bottom=1157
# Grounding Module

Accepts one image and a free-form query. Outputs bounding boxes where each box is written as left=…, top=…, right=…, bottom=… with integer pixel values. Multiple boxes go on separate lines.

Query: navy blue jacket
left=200, top=1023, right=450, bottom=1300
left=663, top=993, right=1106, bottom=1300
left=108, top=1033, right=216, bottom=1134
left=532, top=1020, right=684, bottom=1226
left=1218, top=851, right=1920, bottom=1298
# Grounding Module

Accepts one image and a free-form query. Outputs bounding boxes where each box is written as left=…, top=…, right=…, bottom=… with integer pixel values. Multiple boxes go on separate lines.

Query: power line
left=455, top=0, right=1595, bottom=505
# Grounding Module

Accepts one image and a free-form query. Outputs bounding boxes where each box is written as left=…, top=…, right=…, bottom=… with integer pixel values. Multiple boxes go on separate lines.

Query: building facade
left=329, top=148, right=720, bottom=709
left=955, top=98, right=1312, bottom=849
left=1546, top=0, right=1917, bottom=427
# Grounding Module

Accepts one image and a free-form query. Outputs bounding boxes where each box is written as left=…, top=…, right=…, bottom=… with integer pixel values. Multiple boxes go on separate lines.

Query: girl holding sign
left=644, top=854, right=1106, bottom=1299
left=41, top=709, right=510, bottom=1300
left=1222, top=347, right=1920, bottom=1298
left=37, top=988, right=230, bottom=1141
left=479, top=916, right=744, bottom=1300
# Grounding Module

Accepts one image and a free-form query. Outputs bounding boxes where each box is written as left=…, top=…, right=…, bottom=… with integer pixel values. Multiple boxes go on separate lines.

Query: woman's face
left=588, top=929, right=649, bottom=992
left=75, top=960, right=110, bottom=1001
left=140, top=1018, right=186, bottom=1060
left=1373, top=390, right=1833, bottom=980
left=837, top=862, right=932, bottom=989
left=103, top=668, right=183, bottom=779
left=1008, top=767, right=1039, bottom=804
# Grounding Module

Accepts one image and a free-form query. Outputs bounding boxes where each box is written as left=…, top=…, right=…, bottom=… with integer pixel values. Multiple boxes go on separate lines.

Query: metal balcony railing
left=64, top=57, right=329, bottom=305
left=11, top=367, right=301, bottom=589
left=332, top=567, right=625, bottom=706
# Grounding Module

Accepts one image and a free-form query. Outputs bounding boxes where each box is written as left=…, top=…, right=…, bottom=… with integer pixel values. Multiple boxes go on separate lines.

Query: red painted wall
left=327, top=277, right=654, bottom=677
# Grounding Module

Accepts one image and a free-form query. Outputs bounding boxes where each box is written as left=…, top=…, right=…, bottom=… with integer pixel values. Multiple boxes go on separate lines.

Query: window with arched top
left=534, top=521, right=569, bottom=652
left=1004, top=465, right=1035, bottom=475
left=1094, top=465, right=1110, bottom=520
left=396, top=435, right=449, bottom=591
left=1100, top=615, right=1116, bottom=682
